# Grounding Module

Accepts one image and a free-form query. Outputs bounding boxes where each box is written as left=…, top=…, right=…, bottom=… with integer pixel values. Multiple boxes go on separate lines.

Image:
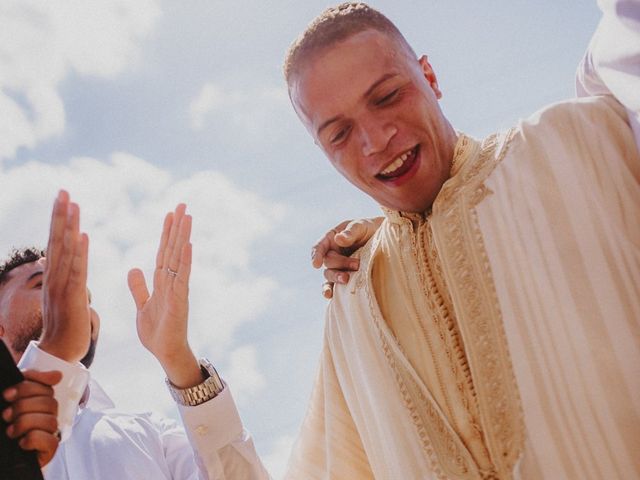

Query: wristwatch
left=166, top=358, right=224, bottom=406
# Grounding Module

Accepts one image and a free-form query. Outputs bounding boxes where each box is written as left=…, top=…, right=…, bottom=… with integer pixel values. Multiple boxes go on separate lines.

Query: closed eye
left=26, top=271, right=43, bottom=289
left=330, top=126, right=351, bottom=145
left=375, top=89, right=399, bottom=106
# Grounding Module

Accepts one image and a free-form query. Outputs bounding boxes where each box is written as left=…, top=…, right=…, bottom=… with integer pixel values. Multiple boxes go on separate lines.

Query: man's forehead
left=291, top=30, right=410, bottom=132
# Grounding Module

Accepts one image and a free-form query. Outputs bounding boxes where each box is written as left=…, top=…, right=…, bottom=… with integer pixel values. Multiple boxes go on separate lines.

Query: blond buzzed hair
left=283, top=2, right=415, bottom=85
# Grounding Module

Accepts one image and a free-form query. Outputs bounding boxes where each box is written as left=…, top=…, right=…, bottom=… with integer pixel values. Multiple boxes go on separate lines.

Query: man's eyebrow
left=316, top=73, right=399, bottom=138
left=26, top=271, right=43, bottom=282
left=363, top=73, right=398, bottom=98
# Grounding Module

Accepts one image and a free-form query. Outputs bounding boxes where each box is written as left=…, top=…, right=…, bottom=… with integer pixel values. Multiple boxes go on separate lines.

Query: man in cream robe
left=285, top=2, right=640, bottom=479
left=288, top=96, right=639, bottom=480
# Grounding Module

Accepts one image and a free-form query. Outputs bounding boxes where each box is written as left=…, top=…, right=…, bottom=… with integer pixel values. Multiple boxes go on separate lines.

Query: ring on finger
left=166, top=267, right=178, bottom=277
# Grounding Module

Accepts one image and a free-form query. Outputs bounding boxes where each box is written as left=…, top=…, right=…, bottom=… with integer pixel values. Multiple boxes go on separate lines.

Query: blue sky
left=0, top=1, right=600, bottom=476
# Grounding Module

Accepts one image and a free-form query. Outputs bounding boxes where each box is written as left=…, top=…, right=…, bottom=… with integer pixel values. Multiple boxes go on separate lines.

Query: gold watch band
left=166, top=358, right=224, bottom=406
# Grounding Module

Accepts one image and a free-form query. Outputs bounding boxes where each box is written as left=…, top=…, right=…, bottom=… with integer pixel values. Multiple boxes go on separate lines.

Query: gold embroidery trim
left=362, top=239, right=477, bottom=479
left=432, top=129, right=525, bottom=478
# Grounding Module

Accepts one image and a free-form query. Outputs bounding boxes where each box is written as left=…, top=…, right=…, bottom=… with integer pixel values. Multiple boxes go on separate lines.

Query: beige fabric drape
left=478, top=95, right=640, bottom=478
left=285, top=95, right=640, bottom=479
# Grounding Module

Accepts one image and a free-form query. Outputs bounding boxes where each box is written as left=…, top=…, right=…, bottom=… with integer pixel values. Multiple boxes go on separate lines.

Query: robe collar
left=381, top=133, right=481, bottom=225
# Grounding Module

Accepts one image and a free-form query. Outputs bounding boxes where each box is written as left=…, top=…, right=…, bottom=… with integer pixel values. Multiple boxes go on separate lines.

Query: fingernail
left=3, top=388, right=16, bottom=401
left=2, top=407, right=11, bottom=422
left=310, top=248, right=316, bottom=260
left=342, top=230, right=352, bottom=238
left=6, top=425, right=14, bottom=438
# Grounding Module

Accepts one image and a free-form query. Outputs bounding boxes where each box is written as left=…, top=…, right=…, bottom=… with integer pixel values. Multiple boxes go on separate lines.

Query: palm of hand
left=136, top=269, right=190, bottom=359
left=128, top=204, right=193, bottom=365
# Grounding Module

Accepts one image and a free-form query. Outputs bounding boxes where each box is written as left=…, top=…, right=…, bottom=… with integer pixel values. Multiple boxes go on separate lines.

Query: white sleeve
left=171, top=383, right=272, bottom=480
left=576, top=0, right=640, bottom=147
left=16, top=341, right=90, bottom=442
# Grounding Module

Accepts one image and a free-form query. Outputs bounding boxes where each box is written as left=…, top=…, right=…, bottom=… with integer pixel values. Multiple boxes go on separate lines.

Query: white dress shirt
left=18, top=341, right=270, bottom=480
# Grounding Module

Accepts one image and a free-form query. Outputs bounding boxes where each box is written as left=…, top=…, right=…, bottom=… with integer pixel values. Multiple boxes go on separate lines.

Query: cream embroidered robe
left=285, top=95, right=640, bottom=480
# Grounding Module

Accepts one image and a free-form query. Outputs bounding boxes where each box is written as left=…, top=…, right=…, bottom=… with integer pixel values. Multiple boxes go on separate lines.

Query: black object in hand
left=0, top=340, right=44, bottom=480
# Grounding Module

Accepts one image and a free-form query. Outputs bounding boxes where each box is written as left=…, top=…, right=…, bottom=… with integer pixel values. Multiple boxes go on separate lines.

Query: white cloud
left=188, top=82, right=291, bottom=139
left=225, top=345, right=267, bottom=401
left=189, top=84, right=227, bottom=131
left=0, top=152, right=284, bottom=415
left=0, top=0, right=161, bottom=160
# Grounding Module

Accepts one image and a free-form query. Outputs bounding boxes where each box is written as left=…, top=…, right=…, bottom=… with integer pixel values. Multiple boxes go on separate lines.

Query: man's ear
left=89, top=308, right=100, bottom=340
left=418, top=55, right=443, bottom=99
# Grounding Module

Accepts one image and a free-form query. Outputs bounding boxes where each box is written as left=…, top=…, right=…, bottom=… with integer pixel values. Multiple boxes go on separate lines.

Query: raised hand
left=311, top=217, right=383, bottom=299
left=2, top=370, right=62, bottom=467
left=38, top=190, right=92, bottom=363
left=127, top=204, right=202, bottom=388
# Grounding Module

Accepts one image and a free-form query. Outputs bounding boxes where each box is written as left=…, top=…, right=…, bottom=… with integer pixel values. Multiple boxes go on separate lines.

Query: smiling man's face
left=290, top=29, right=457, bottom=213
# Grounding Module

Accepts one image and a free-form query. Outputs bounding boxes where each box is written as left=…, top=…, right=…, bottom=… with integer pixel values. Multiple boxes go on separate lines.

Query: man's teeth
left=381, top=151, right=411, bottom=175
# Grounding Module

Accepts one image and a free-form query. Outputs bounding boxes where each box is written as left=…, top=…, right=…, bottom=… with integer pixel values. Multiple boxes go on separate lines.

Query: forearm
left=160, top=347, right=203, bottom=389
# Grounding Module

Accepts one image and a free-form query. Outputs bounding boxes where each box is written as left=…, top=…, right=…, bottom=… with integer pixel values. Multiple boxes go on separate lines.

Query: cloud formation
left=189, top=81, right=291, bottom=140
left=0, top=152, right=284, bottom=414
left=0, top=0, right=161, bottom=160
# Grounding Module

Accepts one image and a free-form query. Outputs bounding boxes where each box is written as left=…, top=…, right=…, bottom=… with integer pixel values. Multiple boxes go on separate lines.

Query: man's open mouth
left=376, top=145, right=419, bottom=181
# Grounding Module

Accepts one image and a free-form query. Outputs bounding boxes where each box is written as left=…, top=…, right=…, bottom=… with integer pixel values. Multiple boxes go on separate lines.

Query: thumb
left=335, top=220, right=368, bottom=248
left=127, top=268, right=150, bottom=310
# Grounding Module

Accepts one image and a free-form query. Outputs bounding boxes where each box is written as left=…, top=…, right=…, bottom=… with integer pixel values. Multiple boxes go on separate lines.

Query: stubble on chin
left=10, top=310, right=43, bottom=356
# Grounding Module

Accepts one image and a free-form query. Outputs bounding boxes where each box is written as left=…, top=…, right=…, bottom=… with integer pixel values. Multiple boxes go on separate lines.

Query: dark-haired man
left=1, top=191, right=268, bottom=479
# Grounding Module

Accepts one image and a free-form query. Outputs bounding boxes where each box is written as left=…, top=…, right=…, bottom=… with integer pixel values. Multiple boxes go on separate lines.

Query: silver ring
left=166, top=268, right=178, bottom=277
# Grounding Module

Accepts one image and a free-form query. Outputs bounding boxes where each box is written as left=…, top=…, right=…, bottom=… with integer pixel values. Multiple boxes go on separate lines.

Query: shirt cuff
left=17, top=341, right=90, bottom=442
left=177, top=383, right=245, bottom=465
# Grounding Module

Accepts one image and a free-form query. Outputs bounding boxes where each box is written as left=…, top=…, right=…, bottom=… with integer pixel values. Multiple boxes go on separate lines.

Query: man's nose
left=359, top=119, right=397, bottom=157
